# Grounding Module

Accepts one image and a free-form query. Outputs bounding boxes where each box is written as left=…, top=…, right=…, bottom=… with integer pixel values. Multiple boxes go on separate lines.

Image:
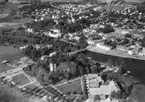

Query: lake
left=85, top=50, right=145, bottom=83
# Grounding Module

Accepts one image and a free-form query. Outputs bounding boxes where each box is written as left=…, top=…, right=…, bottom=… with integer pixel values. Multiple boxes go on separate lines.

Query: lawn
left=12, top=73, right=30, bottom=86
left=0, top=46, right=23, bottom=73
left=0, top=17, right=32, bottom=28
left=56, top=78, right=82, bottom=94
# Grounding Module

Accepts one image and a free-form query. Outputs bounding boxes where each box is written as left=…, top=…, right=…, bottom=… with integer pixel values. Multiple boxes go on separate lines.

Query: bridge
left=68, top=46, right=93, bottom=56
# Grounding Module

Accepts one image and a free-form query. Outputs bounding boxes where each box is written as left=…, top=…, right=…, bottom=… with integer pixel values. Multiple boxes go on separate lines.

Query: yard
left=12, top=73, right=31, bottom=86
left=0, top=46, right=23, bottom=73
left=56, top=78, right=83, bottom=94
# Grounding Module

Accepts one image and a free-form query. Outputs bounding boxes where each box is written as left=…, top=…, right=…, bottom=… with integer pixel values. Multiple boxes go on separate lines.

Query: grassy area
left=0, top=46, right=23, bottom=73
left=1, top=17, right=32, bottom=24
left=12, top=73, right=31, bottom=86
left=0, top=83, right=44, bottom=102
left=56, top=78, right=82, bottom=94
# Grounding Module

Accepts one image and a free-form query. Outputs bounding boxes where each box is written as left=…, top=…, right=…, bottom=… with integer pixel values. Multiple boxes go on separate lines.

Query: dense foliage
left=24, top=53, right=102, bottom=85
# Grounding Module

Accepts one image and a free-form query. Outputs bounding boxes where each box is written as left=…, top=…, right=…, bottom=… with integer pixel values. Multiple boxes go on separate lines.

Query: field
left=0, top=46, right=23, bottom=73
left=56, top=78, right=82, bottom=94
left=0, top=17, right=32, bottom=28
left=12, top=73, right=31, bottom=86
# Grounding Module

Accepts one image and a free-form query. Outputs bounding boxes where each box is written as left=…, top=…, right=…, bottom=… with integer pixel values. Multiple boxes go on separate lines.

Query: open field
left=0, top=17, right=32, bottom=28
left=56, top=78, right=82, bottom=94
left=0, top=46, right=23, bottom=73
left=12, top=73, right=31, bottom=86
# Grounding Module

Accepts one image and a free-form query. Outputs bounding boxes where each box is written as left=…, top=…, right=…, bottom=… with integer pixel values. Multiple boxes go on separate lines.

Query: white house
left=48, top=29, right=61, bottom=38
left=96, top=43, right=111, bottom=51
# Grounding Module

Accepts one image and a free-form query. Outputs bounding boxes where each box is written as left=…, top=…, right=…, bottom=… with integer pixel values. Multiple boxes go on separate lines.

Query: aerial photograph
left=0, top=0, right=145, bottom=102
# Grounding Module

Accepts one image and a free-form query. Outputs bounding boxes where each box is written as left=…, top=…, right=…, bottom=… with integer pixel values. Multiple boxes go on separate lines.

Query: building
left=46, top=29, right=61, bottom=38
left=85, top=74, right=120, bottom=102
left=96, top=43, right=111, bottom=51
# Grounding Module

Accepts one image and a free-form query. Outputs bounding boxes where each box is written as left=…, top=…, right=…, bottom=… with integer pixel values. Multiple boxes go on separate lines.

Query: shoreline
left=87, top=47, right=145, bottom=61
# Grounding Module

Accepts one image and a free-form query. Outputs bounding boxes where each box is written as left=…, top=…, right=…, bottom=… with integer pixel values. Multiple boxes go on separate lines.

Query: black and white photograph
left=0, top=0, right=145, bottom=102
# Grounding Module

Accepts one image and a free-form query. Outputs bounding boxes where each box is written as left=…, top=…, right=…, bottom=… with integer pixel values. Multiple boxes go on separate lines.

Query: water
left=85, top=50, right=145, bottom=83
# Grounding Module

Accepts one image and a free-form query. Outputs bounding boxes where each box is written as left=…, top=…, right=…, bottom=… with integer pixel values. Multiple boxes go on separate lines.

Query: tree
left=94, top=95, right=101, bottom=102
left=69, top=61, right=77, bottom=77
left=66, top=91, right=70, bottom=95
left=107, top=58, right=114, bottom=68
left=78, top=37, right=88, bottom=49
left=64, top=71, right=70, bottom=80
left=114, top=58, right=126, bottom=74
left=111, top=91, right=122, bottom=99
left=79, top=66, right=85, bottom=75
left=129, top=84, right=145, bottom=102
left=115, top=58, right=124, bottom=67
left=141, top=36, right=145, bottom=47
left=90, top=65, right=99, bottom=73
left=102, top=25, right=115, bottom=33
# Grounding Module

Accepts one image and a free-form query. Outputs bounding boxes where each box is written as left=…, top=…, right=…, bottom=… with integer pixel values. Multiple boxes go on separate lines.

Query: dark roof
left=57, top=62, right=70, bottom=70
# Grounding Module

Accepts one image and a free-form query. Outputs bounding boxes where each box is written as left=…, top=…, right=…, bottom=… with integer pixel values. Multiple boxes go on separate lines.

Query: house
left=48, top=29, right=61, bottom=38
left=96, top=43, right=111, bottom=51
left=56, top=62, right=70, bottom=72
left=87, top=40, right=95, bottom=45
left=50, top=63, right=56, bottom=72
left=86, top=74, right=120, bottom=102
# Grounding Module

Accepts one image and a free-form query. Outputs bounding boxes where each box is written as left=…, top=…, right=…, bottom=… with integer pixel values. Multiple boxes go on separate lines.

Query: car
left=20, top=87, right=26, bottom=92
left=39, top=91, right=47, bottom=98
left=1, top=60, right=9, bottom=64
left=34, top=88, right=42, bottom=96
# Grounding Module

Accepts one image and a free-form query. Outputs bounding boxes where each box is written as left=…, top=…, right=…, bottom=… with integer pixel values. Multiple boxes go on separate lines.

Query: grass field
left=56, top=78, right=82, bottom=94
left=0, top=46, right=23, bottom=73
left=12, top=73, right=30, bottom=86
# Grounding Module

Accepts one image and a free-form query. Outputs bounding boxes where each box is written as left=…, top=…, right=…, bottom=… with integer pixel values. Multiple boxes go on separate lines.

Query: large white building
left=85, top=74, right=120, bottom=102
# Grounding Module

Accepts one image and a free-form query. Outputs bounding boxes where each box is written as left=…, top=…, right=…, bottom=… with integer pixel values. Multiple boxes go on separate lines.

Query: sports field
left=12, top=73, right=31, bottom=86
left=0, top=46, right=23, bottom=73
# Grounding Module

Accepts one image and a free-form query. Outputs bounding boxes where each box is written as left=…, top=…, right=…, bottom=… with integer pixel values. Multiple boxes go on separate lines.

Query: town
left=0, top=0, right=145, bottom=102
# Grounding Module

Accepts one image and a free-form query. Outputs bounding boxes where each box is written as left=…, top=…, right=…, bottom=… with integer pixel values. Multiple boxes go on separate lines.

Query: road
left=68, top=46, right=93, bottom=56
left=88, top=45, right=145, bottom=61
left=0, top=64, right=28, bottom=78
left=55, top=77, right=81, bottom=87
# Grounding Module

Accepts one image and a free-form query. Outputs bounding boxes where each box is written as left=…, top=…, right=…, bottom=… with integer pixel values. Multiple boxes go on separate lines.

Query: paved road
left=0, top=64, right=27, bottom=77
left=0, top=64, right=28, bottom=77
left=55, top=77, right=81, bottom=87
left=68, top=46, right=93, bottom=56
